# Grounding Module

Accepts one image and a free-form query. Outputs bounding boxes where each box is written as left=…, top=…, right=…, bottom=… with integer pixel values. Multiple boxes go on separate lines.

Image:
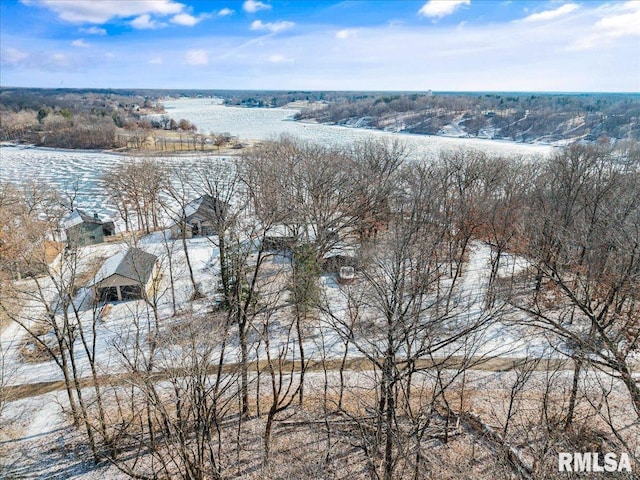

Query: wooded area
left=3, top=89, right=639, bottom=150
left=295, top=93, right=640, bottom=143
left=1, top=138, right=639, bottom=478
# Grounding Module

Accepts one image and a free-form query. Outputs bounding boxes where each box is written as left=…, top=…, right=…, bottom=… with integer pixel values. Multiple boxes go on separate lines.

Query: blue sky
left=1, top=0, right=639, bottom=91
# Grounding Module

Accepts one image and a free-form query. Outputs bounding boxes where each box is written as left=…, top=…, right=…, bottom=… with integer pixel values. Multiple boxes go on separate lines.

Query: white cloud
left=71, top=39, right=89, bottom=48
left=243, top=0, right=271, bottom=13
left=594, top=1, right=640, bottom=37
left=418, top=0, right=470, bottom=19
left=569, top=1, right=640, bottom=50
left=522, top=3, right=579, bottom=22
left=22, top=0, right=184, bottom=24
left=336, top=29, right=358, bottom=40
left=251, top=20, right=294, bottom=33
left=131, top=14, right=163, bottom=29
left=51, top=53, right=68, bottom=66
left=1, top=47, right=29, bottom=64
left=80, top=26, right=106, bottom=35
left=186, top=49, right=208, bottom=65
left=218, top=8, right=234, bottom=16
left=149, top=57, right=164, bottom=64
left=5, top=0, right=638, bottom=92
left=267, top=54, right=293, bottom=63
left=171, top=13, right=199, bottom=26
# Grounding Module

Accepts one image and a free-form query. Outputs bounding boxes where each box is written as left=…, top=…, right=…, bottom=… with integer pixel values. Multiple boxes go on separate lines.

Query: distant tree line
left=295, top=92, right=640, bottom=143
left=0, top=89, right=205, bottom=149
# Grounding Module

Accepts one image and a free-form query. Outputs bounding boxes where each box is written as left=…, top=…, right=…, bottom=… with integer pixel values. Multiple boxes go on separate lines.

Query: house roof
left=183, top=194, right=228, bottom=221
left=323, top=244, right=358, bottom=260
left=63, top=209, right=103, bottom=229
left=90, top=247, right=158, bottom=287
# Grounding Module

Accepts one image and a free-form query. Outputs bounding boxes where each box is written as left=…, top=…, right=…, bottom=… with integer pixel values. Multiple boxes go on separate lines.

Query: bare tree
left=517, top=144, right=640, bottom=418
left=102, top=157, right=166, bottom=233
left=323, top=162, right=496, bottom=480
left=160, top=164, right=202, bottom=299
left=111, top=311, right=237, bottom=480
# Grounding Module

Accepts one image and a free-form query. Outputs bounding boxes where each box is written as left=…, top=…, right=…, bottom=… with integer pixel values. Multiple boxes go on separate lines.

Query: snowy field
left=1, top=231, right=221, bottom=387
left=0, top=232, right=622, bottom=479
left=3, top=365, right=635, bottom=480
left=1, top=235, right=551, bottom=392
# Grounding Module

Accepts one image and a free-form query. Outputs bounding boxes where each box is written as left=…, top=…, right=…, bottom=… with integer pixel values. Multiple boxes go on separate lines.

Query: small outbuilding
left=63, top=209, right=115, bottom=247
left=89, top=248, right=158, bottom=302
left=322, top=245, right=359, bottom=284
left=170, top=195, right=228, bottom=239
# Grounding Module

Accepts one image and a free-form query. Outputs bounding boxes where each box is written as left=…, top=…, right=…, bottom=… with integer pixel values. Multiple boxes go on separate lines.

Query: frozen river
left=0, top=98, right=554, bottom=220
left=163, top=98, right=554, bottom=159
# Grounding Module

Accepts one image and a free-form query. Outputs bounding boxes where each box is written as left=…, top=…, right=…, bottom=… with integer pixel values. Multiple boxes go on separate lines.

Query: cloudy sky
left=1, top=0, right=639, bottom=91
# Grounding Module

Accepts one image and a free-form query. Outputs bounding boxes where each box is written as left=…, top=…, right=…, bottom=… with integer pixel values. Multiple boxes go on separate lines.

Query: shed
left=170, top=195, right=228, bottom=239
left=64, top=209, right=115, bottom=247
left=89, top=248, right=158, bottom=302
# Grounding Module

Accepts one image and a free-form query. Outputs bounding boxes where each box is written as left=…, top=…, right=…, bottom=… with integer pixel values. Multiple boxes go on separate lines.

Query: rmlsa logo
left=559, top=452, right=632, bottom=473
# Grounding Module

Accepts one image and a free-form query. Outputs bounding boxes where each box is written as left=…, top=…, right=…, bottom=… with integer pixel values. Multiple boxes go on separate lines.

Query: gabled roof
left=90, top=247, right=157, bottom=286
left=183, top=194, right=227, bottom=221
left=323, top=244, right=358, bottom=260
left=63, top=209, right=103, bottom=229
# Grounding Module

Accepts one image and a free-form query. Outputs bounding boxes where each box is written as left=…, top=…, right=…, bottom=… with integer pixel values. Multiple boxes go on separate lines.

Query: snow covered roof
left=63, top=209, right=104, bottom=229
left=323, top=244, right=358, bottom=259
left=182, top=194, right=228, bottom=221
left=90, top=247, right=157, bottom=287
left=184, top=196, right=205, bottom=219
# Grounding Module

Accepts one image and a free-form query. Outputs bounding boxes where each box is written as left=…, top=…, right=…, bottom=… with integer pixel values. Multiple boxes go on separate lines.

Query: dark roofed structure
left=171, top=195, right=229, bottom=239
left=63, top=209, right=115, bottom=247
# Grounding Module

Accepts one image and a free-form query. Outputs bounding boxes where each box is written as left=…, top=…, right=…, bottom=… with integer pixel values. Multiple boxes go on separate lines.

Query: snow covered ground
left=317, top=241, right=553, bottom=362
left=0, top=233, right=622, bottom=478
left=1, top=236, right=551, bottom=390
left=3, top=365, right=636, bottom=480
left=1, top=230, right=219, bottom=387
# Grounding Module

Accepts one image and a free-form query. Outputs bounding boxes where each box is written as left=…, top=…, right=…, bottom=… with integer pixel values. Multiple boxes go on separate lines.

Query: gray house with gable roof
left=63, top=209, right=115, bottom=247
left=170, top=195, right=228, bottom=239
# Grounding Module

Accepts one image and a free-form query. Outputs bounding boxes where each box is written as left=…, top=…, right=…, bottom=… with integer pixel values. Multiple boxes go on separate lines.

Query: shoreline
left=0, top=122, right=560, bottom=157
left=295, top=119, right=565, bottom=148
left=0, top=140, right=259, bottom=157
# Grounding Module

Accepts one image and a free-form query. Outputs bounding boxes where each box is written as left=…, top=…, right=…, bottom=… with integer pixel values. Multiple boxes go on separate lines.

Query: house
left=170, top=195, right=228, bottom=239
left=262, top=224, right=298, bottom=251
left=262, top=223, right=335, bottom=252
left=63, top=209, right=115, bottom=247
left=89, top=248, right=158, bottom=302
left=321, top=244, right=358, bottom=272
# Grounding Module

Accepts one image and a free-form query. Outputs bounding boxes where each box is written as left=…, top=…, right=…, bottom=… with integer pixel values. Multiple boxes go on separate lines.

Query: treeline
left=295, top=92, right=640, bottom=143
left=0, top=89, right=206, bottom=149
left=2, top=139, right=640, bottom=478
left=223, top=90, right=342, bottom=107
left=1, top=89, right=157, bottom=148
